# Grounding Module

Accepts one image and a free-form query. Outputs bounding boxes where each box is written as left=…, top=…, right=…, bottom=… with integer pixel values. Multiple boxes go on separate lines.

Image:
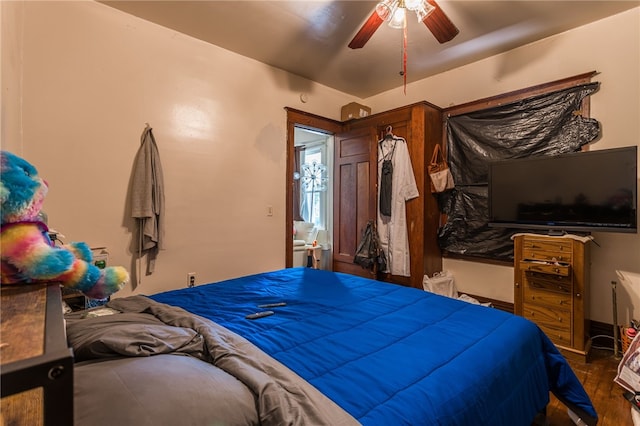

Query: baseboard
left=464, top=293, right=513, bottom=313
left=591, top=319, right=614, bottom=337
left=590, top=319, right=616, bottom=351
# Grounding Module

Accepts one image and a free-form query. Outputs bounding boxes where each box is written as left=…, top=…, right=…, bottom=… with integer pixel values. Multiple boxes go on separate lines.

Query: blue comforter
left=150, top=268, right=597, bottom=425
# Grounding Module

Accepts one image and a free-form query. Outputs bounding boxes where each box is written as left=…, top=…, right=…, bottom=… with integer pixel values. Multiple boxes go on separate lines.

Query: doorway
left=294, top=127, right=333, bottom=230
left=292, top=127, right=333, bottom=268
left=285, top=108, right=342, bottom=269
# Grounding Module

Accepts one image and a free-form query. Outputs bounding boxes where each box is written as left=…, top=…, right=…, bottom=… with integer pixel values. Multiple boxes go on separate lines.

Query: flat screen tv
left=488, top=146, right=637, bottom=234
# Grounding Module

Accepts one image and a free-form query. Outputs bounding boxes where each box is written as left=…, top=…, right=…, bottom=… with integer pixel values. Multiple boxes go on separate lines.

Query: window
left=299, top=142, right=328, bottom=228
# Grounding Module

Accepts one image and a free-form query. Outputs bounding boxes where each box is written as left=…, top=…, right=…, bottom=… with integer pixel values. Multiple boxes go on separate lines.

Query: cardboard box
left=341, top=102, right=371, bottom=121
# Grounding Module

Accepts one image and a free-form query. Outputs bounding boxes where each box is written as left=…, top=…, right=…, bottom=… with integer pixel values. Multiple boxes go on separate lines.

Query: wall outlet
left=187, top=272, right=196, bottom=288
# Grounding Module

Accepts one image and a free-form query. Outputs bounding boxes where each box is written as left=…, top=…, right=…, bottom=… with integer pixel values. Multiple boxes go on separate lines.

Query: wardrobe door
left=332, top=127, right=377, bottom=278
left=334, top=102, right=443, bottom=287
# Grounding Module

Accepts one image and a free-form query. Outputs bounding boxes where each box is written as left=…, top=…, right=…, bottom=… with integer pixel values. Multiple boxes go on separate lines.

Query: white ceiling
left=100, top=1, right=639, bottom=98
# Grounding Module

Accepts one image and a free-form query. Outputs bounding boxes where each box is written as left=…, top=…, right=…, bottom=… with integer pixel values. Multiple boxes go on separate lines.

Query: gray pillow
left=74, top=354, right=259, bottom=426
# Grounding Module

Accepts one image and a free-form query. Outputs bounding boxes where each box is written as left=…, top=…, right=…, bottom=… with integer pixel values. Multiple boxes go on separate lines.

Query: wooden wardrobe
left=332, top=102, right=443, bottom=289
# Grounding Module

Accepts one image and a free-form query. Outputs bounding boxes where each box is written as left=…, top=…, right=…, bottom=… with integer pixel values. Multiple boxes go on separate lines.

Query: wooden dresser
left=513, top=234, right=592, bottom=362
left=1, top=283, right=74, bottom=425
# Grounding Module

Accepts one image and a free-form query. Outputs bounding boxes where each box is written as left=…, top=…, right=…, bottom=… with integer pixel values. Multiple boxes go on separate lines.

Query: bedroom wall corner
left=1, top=0, right=24, bottom=154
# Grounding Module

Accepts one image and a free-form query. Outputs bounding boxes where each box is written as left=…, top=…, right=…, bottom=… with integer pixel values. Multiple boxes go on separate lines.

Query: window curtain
left=293, top=146, right=305, bottom=222
left=438, top=82, right=601, bottom=261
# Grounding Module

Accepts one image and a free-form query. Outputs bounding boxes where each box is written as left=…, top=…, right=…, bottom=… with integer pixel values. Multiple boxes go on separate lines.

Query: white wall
left=3, top=0, right=353, bottom=297
left=3, top=1, right=638, bottom=325
left=1, top=1, right=23, bottom=152
left=367, top=7, right=640, bottom=324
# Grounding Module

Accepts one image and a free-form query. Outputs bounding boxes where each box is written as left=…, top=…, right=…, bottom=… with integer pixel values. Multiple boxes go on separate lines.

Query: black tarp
left=438, top=82, right=601, bottom=261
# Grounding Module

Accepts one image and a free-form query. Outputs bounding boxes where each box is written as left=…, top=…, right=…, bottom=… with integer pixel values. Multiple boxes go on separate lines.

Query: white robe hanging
left=377, top=136, right=419, bottom=277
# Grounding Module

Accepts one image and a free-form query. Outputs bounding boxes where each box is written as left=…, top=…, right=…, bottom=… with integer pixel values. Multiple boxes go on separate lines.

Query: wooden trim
left=285, top=108, right=342, bottom=268
left=285, top=107, right=342, bottom=131
left=444, top=71, right=598, bottom=117
left=464, top=292, right=514, bottom=313
left=443, top=251, right=512, bottom=267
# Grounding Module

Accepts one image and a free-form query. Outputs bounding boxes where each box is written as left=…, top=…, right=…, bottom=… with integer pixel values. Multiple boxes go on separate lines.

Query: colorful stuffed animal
left=0, top=151, right=128, bottom=299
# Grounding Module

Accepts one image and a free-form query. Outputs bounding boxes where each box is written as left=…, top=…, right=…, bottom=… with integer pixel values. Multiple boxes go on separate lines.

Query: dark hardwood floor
left=545, top=348, right=634, bottom=425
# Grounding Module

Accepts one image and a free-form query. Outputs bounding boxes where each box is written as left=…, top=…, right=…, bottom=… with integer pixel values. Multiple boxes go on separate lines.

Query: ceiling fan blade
left=423, top=0, right=459, bottom=44
left=348, top=10, right=384, bottom=49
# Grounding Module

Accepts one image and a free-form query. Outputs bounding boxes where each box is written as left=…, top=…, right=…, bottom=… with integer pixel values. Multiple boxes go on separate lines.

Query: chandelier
left=300, top=161, right=328, bottom=193
left=297, top=161, right=328, bottom=224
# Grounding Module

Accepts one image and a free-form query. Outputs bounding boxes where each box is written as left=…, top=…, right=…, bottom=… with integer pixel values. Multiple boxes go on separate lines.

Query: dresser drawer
left=522, top=238, right=573, bottom=263
left=523, top=304, right=572, bottom=344
left=525, top=271, right=572, bottom=293
left=519, top=260, right=570, bottom=276
left=536, top=322, right=573, bottom=346
left=523, top=275, right=572, bottom=308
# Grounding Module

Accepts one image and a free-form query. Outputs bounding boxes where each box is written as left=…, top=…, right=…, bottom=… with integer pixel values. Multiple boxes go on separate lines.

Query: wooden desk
left=1, top=284, right=74, bottom=425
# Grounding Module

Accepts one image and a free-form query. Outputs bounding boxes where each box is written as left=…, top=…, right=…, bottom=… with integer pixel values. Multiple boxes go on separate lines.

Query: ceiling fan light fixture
left=375, top=0, right=396, bottom=21
left=349, top=0, right=458, bottom=50
left=405, top=0, right=421, bottom=11
left=376, top=0, right=433, bottom=28
left=388, top=6, right=406, bottom=29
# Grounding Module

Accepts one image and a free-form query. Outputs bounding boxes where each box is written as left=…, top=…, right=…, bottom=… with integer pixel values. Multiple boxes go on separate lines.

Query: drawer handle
left=557, top=317, right=562, bottom=322
left=554, top=268, right=560, bottom=273
left=515, top=282, right=520, bottom=288
left=576, top=293, right=581, bottom=298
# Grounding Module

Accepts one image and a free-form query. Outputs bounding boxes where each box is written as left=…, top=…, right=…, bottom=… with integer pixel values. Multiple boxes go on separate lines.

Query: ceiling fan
left=348, top=0, right=459, bottom=49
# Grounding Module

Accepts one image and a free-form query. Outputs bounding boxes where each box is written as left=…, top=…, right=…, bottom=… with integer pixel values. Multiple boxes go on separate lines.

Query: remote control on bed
left=245, top=310, right=275, bottom=320
left=258, top=302, right=286, bottom=308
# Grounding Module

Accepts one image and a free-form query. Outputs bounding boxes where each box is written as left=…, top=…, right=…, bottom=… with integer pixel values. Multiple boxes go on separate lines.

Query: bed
left=67, top=268, right=597, bottom=425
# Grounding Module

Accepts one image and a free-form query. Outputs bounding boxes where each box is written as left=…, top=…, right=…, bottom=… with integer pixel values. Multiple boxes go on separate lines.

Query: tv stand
left=513, top=234, right=592, bottom=362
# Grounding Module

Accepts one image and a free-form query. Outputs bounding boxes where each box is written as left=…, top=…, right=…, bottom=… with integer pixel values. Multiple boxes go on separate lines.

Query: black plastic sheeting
left=438, top=82, right=601, bottom=261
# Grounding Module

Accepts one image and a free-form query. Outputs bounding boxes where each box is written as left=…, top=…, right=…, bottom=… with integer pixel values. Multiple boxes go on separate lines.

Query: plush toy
left=0, top=151, right=128, bottom=299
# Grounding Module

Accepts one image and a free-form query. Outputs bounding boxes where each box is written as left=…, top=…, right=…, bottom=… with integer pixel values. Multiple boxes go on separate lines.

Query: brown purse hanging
left=428, top=144, right=455, bottom=193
